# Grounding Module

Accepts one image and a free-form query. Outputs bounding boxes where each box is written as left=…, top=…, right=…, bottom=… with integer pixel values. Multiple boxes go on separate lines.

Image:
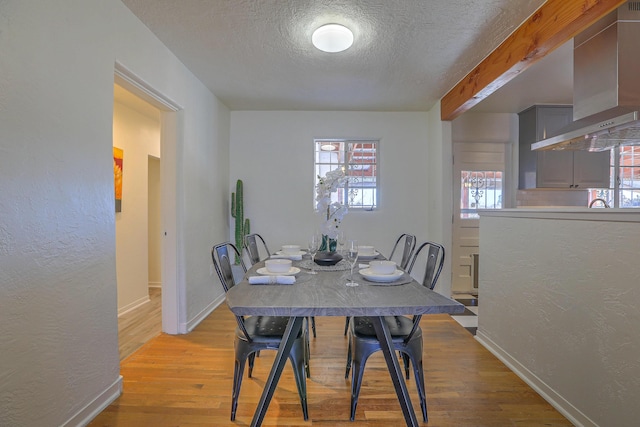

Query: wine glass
left=307, top=234, right=320, bottom=275
left=336, top=231, right=346, bottom=255
left=345, top=240, right=359, bottom=287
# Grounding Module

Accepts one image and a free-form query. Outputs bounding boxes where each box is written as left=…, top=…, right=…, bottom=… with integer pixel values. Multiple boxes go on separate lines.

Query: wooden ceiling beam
left=440, top=0, right=627, bottom=121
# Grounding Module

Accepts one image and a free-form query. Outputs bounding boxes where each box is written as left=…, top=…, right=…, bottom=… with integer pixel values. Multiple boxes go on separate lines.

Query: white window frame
left=588, top=146, right=640, bottom=208
left=314, top=139, right=379, bottom=211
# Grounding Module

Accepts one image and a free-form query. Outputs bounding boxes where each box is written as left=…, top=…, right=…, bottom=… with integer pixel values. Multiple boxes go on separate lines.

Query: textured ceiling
left=121, top=0, right=572, bottom=113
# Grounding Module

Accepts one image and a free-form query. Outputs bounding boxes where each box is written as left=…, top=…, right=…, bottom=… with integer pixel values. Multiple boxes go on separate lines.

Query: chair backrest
left=403, top=241, right=445, bottom=343
left=212, top=242, right=247, bottom=291
left=407, top=241, right=445, bottom=290
left=388, top=233, right=417, bottom=270
left=211, top=242, right=252, bottom=341
left=244, top=233, right=271, bottom=266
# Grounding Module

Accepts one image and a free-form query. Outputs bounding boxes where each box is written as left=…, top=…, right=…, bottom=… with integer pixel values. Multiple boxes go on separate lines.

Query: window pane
left=460, top=170, right=503, bottom=219
left=619, top=145, right=640, bottom=207
left=587, top=189, right=612, bottom=207
left=314, top=139, right=378, bottom=210
left=347, top=142, right=377, bottom=210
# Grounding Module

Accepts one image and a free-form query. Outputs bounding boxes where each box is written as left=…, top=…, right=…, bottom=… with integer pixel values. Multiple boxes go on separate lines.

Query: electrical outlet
left=210, top=264, right=214, bottom=276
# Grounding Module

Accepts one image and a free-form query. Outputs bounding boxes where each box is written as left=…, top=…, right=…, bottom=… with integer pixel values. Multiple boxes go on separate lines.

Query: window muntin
left=460, top=170, right=503, bottom=219
left=618, top=146, right=640, bottom=207
left=588, top=147, right=640, bottom=208
left=314, top=139, right=378, bottom=210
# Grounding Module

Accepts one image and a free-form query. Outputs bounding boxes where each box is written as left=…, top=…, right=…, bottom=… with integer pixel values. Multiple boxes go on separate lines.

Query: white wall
left=230, top=110, right=454, bottom=289
left=452, top=112, right=519, bottom=207
left=0, top=1, right=230, bottom=425
left=477, top=209, right=640, bottom=427
left=426, top=102, right=454, bottom=296
left=452, top=112, right=517, bottom=142
left=113, top=98, right=160, bottom=314
left=148, top=156, right=162, bottom=287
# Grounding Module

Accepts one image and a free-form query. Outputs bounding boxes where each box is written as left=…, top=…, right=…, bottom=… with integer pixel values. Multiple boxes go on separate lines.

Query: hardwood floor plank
left=118, top=287, right=162, bottom=361
left=93, top=305, right=573, bottom=426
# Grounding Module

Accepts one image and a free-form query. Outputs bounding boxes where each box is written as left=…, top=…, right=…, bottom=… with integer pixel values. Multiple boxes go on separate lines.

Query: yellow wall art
left=113, top=147, right=123, bottom=212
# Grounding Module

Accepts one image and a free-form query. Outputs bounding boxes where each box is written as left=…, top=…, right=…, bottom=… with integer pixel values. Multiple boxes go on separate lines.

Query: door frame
left=452, top=141, right=510, bottom=295
left=115, top=62, right=185, bottom=334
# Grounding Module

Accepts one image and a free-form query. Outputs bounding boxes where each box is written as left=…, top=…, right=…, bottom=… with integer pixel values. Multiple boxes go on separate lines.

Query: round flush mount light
left=312, top=24, right=354, bottom=53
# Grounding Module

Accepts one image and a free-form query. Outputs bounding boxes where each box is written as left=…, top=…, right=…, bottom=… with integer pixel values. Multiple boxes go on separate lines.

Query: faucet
left=589, top=198, right=610, bottom=208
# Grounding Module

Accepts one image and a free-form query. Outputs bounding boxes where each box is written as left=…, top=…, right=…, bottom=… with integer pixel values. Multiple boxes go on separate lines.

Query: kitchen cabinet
left=518, top=105, right=610, bottom=189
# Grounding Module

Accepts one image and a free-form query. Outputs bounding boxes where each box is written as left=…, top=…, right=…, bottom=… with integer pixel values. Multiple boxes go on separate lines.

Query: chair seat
left=351, top=315, right=419, bottom=339
left=239, top=315, right=302, bottom=340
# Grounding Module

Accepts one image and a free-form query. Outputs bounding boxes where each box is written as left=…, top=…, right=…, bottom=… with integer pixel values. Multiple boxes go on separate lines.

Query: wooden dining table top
left=225, top=259, right=464, bottom=317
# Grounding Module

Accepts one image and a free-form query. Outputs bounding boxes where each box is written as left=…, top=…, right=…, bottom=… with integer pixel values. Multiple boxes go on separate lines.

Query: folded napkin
left=270, top=253, right=303, bottom=261
left=248, top=275, right=296, bottom=285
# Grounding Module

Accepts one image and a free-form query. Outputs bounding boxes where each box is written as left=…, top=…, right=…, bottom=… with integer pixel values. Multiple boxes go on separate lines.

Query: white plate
left=275, top=250, right=307, bottom=256
left=257, top=267, right=301, bottom=276
left=357, top=251, right=380, bottom=260
left=359, top=268, right=404, bottom=282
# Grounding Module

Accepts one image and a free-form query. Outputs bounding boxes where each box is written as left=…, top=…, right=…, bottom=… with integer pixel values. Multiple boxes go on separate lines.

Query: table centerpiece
left=314, top=167, right=348, bottom=265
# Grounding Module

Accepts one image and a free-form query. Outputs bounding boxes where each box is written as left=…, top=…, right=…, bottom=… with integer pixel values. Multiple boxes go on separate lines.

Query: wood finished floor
left=94, top=298, right=573, bottom=426
left=118, top=287, right=162, bottom=361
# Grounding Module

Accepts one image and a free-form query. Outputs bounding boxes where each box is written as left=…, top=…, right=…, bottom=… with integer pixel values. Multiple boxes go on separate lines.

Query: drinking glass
left=307, top=234, right=320, bottom=275
left=345, top=240, right=359, bottom=287
left=337, top=231, right=346, bottom=255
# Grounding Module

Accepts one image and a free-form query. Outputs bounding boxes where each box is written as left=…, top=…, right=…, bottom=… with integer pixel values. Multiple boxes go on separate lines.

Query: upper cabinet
left=518, top=105, right=610, bottom=189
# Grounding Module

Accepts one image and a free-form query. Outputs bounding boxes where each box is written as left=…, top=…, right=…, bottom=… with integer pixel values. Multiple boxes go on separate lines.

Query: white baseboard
left=475, top=331, right=596, bottom=427
left=148, top=282, right=162, bottom=288
left=183, top=294, right=226, bottom=333
left=63, top=375, right=122, bottom=427
left=117, top=295, right=150, bottom=316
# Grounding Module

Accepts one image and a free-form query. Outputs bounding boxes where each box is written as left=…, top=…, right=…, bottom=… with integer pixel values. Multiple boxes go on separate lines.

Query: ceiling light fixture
left=320, top=144, right=337, bottom=151
left=312, top=24, right=353, bottom=53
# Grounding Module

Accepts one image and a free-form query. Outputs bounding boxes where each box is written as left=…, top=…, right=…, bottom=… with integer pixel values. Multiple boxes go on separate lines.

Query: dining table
left=225, top=255, right=465, bottom=427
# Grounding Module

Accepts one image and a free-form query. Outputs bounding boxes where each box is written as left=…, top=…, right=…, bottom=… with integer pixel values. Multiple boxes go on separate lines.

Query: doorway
left=113, top=84, right=163, bottom=358
left=452, top=142, right=507, bottom=295
left=114, top=62, right=182, bottom=335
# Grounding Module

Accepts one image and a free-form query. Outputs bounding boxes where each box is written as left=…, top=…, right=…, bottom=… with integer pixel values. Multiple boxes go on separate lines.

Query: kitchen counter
left=483, top=207, right=639, bottom=221
left=476, top=208, right=640, bottom=427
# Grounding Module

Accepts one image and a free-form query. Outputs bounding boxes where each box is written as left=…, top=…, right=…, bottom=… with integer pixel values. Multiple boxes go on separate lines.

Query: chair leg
left=343, top=316, right=350, bottom=335
left=231, top=357, right=247, bottom=421
left=310, top=316, right=317, bottom=338
left=402, top=352, right=411, bottom=379
left=289, top=339, right=309, bottom=420
left=303, top=319, right=311, bottom=378
left=349, top=355, right=368, bottom=421
left=345, top=334, right=352, bottom=379
left=412, top=357, right=428, bottom=422
left=248, top=353, right=256, bottom=378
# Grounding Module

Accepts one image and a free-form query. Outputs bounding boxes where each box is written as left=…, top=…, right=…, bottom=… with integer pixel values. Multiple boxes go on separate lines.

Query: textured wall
left=478, top=209, right=640, bottom=427
left=0, top=1, right=229, bottom=425
left=229, top=110, right=453, bottom=295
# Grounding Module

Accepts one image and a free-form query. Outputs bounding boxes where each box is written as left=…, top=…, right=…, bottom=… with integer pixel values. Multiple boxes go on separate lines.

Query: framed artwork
left=113, top=147, right=123, bottom=212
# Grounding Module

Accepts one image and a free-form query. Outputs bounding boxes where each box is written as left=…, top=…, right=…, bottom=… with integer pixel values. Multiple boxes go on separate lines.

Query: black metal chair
left=211, top=242, right=309, bottom=421
left=243, top=233, right=271, bottom=266
left=345, top=241, right=445, bottom=422
left=342, top=233, right=417, bottom=336
left=389, top=233, right=417, bottom=270
left=244, top=233, right=317, bottom=338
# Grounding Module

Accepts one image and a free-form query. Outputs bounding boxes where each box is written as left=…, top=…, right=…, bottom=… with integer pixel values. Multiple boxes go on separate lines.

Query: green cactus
left=231, top=179, right=249, bottom=264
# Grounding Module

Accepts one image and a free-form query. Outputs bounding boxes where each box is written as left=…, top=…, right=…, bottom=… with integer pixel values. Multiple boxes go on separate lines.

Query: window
left=314, top=139, right=378, bottom=210
left=587, top=146, right=640, bottom=208
left=459, top=170, right=503, bottom=219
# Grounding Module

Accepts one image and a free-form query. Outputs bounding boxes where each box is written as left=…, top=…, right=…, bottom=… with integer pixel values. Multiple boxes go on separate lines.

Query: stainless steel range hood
left=532, top=1, right=640, bottom=152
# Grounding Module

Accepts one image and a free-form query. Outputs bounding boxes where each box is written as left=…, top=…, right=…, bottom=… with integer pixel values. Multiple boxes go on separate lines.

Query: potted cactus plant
left=231, top=179, right=250, bottom=264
